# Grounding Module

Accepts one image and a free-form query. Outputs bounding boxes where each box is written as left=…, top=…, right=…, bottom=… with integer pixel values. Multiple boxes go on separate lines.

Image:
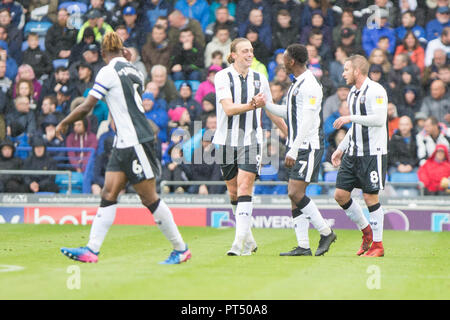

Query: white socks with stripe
left=233, top=196, right=253, bottom=247
left=341, top=199, right=369, bottom=231
left=293, top=214, right=310, bottom=249
left=368, top=203, right=384, bottom=242
left=296, top=196, right=331, bottom=236
left=148, top=199, right=186, bottom=251
left=232, top=200, right=256, bottom=245
left=87, top=200, right=117, bottom=253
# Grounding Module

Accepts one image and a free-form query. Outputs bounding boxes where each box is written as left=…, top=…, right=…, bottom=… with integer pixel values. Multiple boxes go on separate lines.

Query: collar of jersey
left=109, top=56, right=128, bottom=65
left=230, top=64, right=253, bottom=79
left=295, top=69, right=310, bottom=83
left=353, top=76, right=371, bottom=94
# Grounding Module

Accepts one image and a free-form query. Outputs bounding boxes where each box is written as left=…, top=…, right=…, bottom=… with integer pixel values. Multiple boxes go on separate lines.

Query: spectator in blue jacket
left=396, top=10, right=427, bottom=46
left=208, top=0, right=236, bottom=24
left=143, top=0, right=173, bottom=30
left=122, top=6, right=149, bottom=51
left=300, top=10, right=333, bottom=49
left=236, top=0, right=272, bottom=26
left=300, top=0, right=335, bottom=29
left=0, top=40, right=17, bottom=81
left=175, top=0, right=210, bottom=32
left=0, top=0, right=24, bottom=30
left=362, top=8, right=396, bottom=56
left=238, top=8, right=272, bottom=51
left=143, top=92, right=169, bottom=143
left=426, top=6, right=450, bottom=41
left=324, top=100, right=351, bottom=148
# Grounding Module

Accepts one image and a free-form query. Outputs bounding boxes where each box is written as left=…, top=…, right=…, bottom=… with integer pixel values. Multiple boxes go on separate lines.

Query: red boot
left=363, top=241, right=384, bottom=257
left=356, top=225, right=373, bottom=256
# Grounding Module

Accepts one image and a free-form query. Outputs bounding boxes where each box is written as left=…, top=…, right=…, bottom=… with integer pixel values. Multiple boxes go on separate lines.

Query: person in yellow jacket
left=77, top=9, right=114, bottom=44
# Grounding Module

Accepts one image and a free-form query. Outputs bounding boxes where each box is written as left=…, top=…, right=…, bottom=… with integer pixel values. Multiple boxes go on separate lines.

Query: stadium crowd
left=0, top=0, right=449, bottom=195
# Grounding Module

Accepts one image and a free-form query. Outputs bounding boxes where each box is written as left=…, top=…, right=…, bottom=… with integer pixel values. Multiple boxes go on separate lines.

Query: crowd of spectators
left=0, top=0, right=449, bottom=195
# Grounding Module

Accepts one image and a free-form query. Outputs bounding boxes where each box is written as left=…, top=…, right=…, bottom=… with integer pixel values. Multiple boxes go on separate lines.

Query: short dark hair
left=427, top=116, right=439, bottom=126
left=55, top=66, right=69, bottom=73
left=27, top=32, right=39, bottom=39
left=212, top=50, right=223, bottom=59
left=286, top=44, right=308, bottom=65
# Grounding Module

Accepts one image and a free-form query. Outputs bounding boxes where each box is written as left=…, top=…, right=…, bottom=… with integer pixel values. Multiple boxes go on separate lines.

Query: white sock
left=234, top=199, right=253, bottom=246
left=343, top=199, right=369, bottom=230
left=87, top=203, right=117, bottom=253
left=293, top=214, right=310, bottom=249
left=152, top=200, right=186, bottom=251
left=232, top=202, right=255, bottom=244
left=300, top=197, right=331, bottom=236
left=369, top=205, right=384, bottom=242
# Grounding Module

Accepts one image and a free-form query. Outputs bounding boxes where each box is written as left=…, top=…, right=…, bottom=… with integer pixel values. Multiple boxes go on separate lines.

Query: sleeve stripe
left=91, top=88, right=105, bottom=97
left=94, top=82, right=109, bottom=91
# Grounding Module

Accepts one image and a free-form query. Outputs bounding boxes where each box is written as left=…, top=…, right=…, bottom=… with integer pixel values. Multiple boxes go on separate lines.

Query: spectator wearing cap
left=194, top=65, right=220, bottom=104
left=362, top=7, right=397, bottom=56
left=45, top=8, right=77, bottom=61
left=329, top=46, right=349, bottom=88
left=141, top=24, right=173, bottom=75
left=88, top=0, right=113, bottom=26
left=299, top=0, right=335, bottom=29
left=418, top=144, right=450, bottom=195
left=77, top=8, right=114, bottom=44
left=175, top=0, right=210, bottom=32
left=0, top=137, right=26, bottom=192
left=245, top=26, right=271, bottom=66
left=394, top=30, right=426, bottom=74
left=338, top=27, right=365, bottom=56
left=272, top=9, right=299, bottom=51
left=74, top=62, right=94, bottom=97
left=322, top=81, right=350, bottom=121
left=145, top=81, right=168, bottom=112
left=72, top=43, right=104, bottom=77
left=238, top=8, right=272, bottom=51
left=397, top=85, right=422, bottom=120
left=204, top=5, right=237, bottom=44
left=416, top=116, right=450, bottom=165
left=168, top=10, right=205, bottom=48
left=169, top=81, right=202, bottom=121
left=236, top=0, right=272, bottom=27
left=420, top=79, right=450, bottom=126
left=23, top=135, right=60, bottom=193
left=22, top=33, right=52, bottom=80
left=65, top=117, right=98, bottom=172
left=204, top=25, right=231, bottom=68
left=300, top=10, right=333, bottom=49
left=332, top=8, right=361, bottom=47
left=169, top=28, right=204, bottom=82
left=70, top=27, right=98, bottom=65
left=0, top=40, right=17, bottom=80
left=426, top=5, right=450, bottom=41
left=56, top=84, right=73, bottom=115
left=142, top=0, right=174, bottom=30
left=395, top=10, right=427, bottom=47
left=425, top=26, right=450, bottom=67
left=143, top=92, right=169, bottom=143
left=121, top=5, right=149, bottom=51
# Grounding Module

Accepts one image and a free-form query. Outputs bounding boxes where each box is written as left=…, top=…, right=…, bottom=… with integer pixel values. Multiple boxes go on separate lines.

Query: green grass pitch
left=1, top=225, right=449, bottom=300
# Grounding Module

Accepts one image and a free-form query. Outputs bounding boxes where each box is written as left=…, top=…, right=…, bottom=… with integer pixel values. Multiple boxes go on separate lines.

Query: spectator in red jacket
left=394, top=30, right=425, bottom=75
left=418, top=144, right=450, bottom=195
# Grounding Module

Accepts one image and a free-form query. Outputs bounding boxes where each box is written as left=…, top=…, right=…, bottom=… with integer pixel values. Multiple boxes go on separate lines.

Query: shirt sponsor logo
left=376, top=96, right=384, bottom=104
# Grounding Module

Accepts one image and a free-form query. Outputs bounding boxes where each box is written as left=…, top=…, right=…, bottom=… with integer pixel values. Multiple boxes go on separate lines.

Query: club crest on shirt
left=376, top=96, right=384, bottom=104
left=254, top=80, right=261, bottom=89
left=293, top=87, right=300, bottom=96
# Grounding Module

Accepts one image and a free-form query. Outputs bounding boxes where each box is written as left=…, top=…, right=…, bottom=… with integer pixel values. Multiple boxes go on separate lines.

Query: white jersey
left=346, top=77, right=388, bottom=156
left=213, top=65, right=272, bottom=146
left=286, top=69, right=324, bottom=150
left=89, top=57, right=153, bottom=149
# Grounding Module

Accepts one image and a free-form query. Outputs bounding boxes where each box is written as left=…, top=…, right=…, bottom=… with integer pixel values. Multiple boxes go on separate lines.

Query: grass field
left=0, top=225, right=449, bottom=300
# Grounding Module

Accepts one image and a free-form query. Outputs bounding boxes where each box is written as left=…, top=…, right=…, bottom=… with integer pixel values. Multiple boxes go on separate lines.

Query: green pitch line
left=0, top=225, right=449, bottom=300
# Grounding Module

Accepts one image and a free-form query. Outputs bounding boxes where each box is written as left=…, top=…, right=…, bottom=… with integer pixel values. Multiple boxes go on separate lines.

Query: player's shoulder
left=367, top=78, right=387, bottom=95
left=215, top=66, right=233, bottom=78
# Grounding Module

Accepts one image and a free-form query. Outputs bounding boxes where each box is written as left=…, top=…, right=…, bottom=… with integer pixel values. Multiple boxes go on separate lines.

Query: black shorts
left=336, top=153, right=387, bottom=194
left=217, top=144, right=262, bottom=181
left=106, top=141, right=160, bottom=185
left=288, top=148, right=323, bottom=183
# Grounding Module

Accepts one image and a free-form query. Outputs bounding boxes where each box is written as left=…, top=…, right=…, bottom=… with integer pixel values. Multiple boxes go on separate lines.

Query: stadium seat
left=58, top=1, right=88, bottom=15
left=53, top=59, right=69, bottom=69
left=306, top=184, right=322, bottom=196
left=324, top=171, right=338, bottom=195
left=24, top=21, right=52, bottom=37
left=174, top=80, right=201, bottom=94
left=55, top=172, right=83, bottom=194
left=390, top=172, right=419, bottom=197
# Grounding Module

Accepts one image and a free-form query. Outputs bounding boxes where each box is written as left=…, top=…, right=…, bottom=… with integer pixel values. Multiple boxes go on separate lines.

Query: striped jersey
left=89, top=57, right=154, bottom=149
left=286, top=69, right=324, bottom=150
left=346, top=77, right=388, bottom=156
left=213, top=65, right=271, bottom=146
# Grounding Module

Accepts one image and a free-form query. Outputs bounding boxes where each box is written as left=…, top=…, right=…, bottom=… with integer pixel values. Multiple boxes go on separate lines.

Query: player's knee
left=140, top=193, right=159, bottom=208
left=334, top=190, right=349, bottom=205
left=288, top=188, right=304, bottom=204
left=100, top=187, right=116, bottom=202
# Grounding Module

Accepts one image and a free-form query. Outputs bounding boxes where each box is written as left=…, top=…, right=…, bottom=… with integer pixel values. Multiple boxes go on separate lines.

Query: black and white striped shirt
left=213, top=65, right=272, bottom=146
left=344, top=77, right=388, bottom=156
left=89, top=57, right=153, bottom=149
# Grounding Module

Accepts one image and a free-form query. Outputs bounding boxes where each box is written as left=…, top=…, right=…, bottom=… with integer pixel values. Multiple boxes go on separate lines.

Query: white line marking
left=0, top=265, right=25, bottom=273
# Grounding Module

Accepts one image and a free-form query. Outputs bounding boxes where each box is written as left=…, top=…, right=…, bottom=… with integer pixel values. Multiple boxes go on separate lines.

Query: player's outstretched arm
left=220, top=92, right=265, bottom=116
left=264, top=102, right=287, bottom=119
left=55, top=95, right=99, bottom=140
